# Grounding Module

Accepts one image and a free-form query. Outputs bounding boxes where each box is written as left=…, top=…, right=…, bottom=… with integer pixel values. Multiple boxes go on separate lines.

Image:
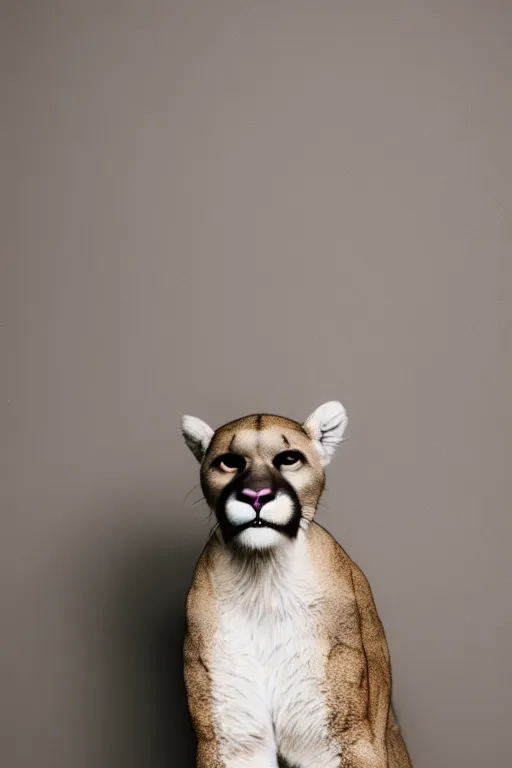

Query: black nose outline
left=214, top=467, right=303, bottom=545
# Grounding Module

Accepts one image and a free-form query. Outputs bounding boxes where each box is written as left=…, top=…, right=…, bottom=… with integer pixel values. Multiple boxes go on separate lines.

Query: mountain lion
left=182, top=401, right=412, bottom=768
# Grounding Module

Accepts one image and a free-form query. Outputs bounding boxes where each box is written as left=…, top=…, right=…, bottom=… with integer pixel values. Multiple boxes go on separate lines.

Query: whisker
left=184, top=484, right=200, bottom=503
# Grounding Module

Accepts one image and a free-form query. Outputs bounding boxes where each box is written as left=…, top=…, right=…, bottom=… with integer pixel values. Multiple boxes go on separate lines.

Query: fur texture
left=182, top=404, right=413, bottom=768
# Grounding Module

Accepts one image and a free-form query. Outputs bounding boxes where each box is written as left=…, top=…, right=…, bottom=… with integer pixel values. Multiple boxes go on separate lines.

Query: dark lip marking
left=238, top=517, right=286, bottom=533
left=215, top=470, right=302, bottom=544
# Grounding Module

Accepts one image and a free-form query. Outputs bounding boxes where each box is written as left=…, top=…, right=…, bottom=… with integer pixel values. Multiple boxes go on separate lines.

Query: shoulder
left=309, top=522, right=371, bottom=583
left=307, top=522, right=360, bottom=620
left=309, top=522, right=353, bottom=576
left=186, top=534, right=221, bottom=639
left=308, top=521, right=379, bottom=616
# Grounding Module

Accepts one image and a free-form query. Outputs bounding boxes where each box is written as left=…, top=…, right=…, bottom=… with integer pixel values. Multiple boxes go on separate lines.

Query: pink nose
left=241, top=488, right=273, bottom=509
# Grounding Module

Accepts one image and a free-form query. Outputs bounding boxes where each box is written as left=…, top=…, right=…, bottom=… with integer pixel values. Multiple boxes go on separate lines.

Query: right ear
left=181, top=415, right=214, bottom=463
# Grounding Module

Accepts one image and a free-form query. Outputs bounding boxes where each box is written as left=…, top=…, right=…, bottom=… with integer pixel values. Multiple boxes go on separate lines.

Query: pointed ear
left=302, top=401, right=348, bottom=466
left=181, top=415, right=214, bottom=463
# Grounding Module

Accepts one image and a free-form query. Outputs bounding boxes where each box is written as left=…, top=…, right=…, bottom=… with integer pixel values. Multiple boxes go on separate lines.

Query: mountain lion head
left=182, top=402, right=347, bottom=552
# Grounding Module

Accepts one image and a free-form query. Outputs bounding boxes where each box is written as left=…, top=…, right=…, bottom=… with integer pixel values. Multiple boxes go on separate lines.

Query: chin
left=235, top=527, right=286, bottom=551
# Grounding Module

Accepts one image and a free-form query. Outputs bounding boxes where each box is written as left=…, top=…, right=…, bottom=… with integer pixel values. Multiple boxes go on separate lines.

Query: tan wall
left=3, top=2, right=511, bottom=767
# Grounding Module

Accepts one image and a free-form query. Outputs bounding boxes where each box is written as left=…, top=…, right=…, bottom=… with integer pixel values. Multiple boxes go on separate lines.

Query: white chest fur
left=209, top=533, right=340, bottom=768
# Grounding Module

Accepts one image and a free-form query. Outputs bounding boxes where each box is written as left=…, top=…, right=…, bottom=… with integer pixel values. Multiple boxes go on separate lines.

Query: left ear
left=302, top=401, right=348, bottom=466
left=181, top=415, right=214, bottom=463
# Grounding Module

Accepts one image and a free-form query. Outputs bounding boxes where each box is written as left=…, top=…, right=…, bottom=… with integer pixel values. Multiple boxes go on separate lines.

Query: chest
left=210, top=553, right=330, bottom=722
left=218, top=577, right=322, bottom=675
left=207, top=547, right=342, bottom=766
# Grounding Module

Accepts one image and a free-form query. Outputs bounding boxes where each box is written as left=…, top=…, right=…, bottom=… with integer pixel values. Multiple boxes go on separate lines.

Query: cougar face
left=182, top=402, right=347, bottom=552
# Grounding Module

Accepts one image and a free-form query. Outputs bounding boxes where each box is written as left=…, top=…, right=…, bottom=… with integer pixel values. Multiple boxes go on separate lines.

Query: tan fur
left=200, top=414, right=323, bottom=517
left=183, top=411, right=413, bottom=768
left=184, top=546, right=224, bottom=767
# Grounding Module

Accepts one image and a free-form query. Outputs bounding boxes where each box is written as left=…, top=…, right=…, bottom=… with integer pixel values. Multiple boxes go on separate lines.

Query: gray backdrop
left=2, top=2, right=511, bottom=767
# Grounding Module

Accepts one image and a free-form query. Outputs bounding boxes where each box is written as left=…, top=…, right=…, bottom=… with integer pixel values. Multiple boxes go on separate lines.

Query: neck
left=214, top=523, right=314, bottom=577
left=213, top=526, right=319, bottom=623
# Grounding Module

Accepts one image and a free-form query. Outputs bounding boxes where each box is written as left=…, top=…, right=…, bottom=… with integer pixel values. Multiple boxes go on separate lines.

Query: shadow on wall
left=80, top=503, right=205, bottom=768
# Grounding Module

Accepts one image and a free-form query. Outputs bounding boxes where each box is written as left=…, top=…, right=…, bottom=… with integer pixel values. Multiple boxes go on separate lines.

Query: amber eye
left=214, top=453, right=246, bottom=474
left=273, top=450, right=305, bottom=469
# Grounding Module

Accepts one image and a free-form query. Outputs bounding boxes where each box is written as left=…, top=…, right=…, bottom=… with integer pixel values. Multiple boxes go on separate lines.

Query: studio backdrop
left=2, top=3, right=511, bottom=768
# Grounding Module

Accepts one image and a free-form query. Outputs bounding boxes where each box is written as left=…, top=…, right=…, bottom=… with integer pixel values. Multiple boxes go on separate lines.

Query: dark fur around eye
left=273, top=450, right=305, bottom=468
left=213, top=453, right=246, bottom=471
